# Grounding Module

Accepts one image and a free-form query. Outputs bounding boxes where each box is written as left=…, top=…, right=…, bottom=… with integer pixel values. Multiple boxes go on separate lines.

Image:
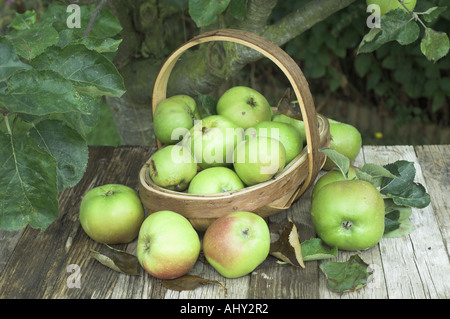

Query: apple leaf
left=420, top=27, right=450, bottom=63
left=196, top=93, right=217, bottom=118
left=162, top=275, right=228, bottom=296
left=6, top=22, right=59, bottom=60
left=301, top=238, right=338, bottom=261
left=320, top=254, right=372, bottom=293
left=419, top=6, right=448, bottom=24
left=383, top=199, right=414, bottom=238
left=188, top=0, right=231, bottom=27
left=319, top=148, right=349, bottom=178
left=0, top=69, right=84, bottom=116
left=29, top=120, right=88, bottom=191
left=269, top=218, right=305, bottom=268
left=358, top=9, right=420, bottom=54
left=380, top=160, right=431, bottom=209
left=0, top=37, right=32, bottom=81
left=31, top=44, right=125, bottom=97
left=0, top=131, right=59, bottom=232
left=90, top=245, right=140, bottom=276
left=355, top=162, right=397, bottom=188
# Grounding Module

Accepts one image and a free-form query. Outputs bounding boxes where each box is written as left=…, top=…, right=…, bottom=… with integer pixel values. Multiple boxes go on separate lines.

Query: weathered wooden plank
left=360, top=145, right=449, bottom=299
left=414, top=145, right=450, bottom=251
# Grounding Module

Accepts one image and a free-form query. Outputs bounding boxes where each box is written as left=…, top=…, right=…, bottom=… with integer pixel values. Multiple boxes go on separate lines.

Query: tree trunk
left=106, top=0, right=356, bottom=146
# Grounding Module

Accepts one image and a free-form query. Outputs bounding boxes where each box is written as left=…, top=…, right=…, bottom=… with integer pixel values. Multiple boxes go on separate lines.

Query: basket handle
left=152, top=29, right=321, bottom=196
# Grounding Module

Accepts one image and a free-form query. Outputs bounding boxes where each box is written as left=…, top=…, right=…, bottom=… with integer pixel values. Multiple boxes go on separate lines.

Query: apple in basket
left=137, top=210, right=201, bottom=279
left=216, top=86, right=272, bottom=130
left=188, top=167, right=244, bottom=194
left=183, top=115, right=244, bottom=169
left=202, top=211, right=271, bottom=278
left=247, top=120, right=304, bottom=164
left=233, top=136, right=286, bottom=186
left=153, top=95, right=199, bottom=145
left=148, top=144, right=197, bottom=191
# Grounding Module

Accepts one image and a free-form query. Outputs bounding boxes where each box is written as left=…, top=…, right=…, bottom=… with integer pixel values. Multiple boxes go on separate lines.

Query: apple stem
left=342, top=220, right=352, bottom=230
left=106, top=190, right=115, bottom=196
left=247, top=98, right=256, bottom=107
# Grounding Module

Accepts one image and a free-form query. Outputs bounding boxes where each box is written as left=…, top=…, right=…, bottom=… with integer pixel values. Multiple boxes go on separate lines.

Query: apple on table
left=79, top=184, right=145, bottom=244
left=202, top=211, right=271, bottom=278
left=137, top=210, right=201, bottom=279
left=311, top=179, right=385, bottom=251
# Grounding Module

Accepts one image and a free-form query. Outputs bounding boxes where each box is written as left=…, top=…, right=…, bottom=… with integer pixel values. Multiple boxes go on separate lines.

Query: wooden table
left=0, top=145, right=448, bottom=300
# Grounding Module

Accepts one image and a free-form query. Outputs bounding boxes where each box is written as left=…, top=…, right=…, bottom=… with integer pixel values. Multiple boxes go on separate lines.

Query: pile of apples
left=150, top=85, right=307, bottom=193
left=78, top=85, right=366, bottom=281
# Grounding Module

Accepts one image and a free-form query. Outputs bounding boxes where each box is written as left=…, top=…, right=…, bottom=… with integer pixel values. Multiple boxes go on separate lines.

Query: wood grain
left=0, top=145, right=448, bottom=299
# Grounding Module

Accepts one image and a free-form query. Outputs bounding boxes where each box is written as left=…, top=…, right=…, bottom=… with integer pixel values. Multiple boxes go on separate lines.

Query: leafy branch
left=360, top=0, right=449, bottom=62
left=0, top=3, right=125, bottom=232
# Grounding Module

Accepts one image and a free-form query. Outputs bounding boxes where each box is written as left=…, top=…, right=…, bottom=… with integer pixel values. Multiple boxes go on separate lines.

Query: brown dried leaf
left=269, top=218, right=305, bottom=268
left=90, top=244, right=140, bottom=276
left=162, top=275, right=227, bottom=296
left=275, top=88, right=302, bottom=120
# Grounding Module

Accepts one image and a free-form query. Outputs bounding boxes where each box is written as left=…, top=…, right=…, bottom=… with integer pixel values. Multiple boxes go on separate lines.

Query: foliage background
left=1, top=0, right=449, bottom=147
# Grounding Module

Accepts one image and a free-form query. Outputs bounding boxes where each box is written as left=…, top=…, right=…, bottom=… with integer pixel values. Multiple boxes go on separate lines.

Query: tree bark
left=107, top=0, right=356, bottom=146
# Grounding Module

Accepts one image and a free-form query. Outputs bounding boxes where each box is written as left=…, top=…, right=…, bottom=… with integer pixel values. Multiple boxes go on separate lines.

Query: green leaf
left=30, top=120, right=88, bottom=191
left=57, top=29, right=123, bottom=54
left=0, top=131, right=59, bottom=232
left=358, top=9, right=420, bottom=54
left=0, top=69, right=83, bottom=116
left=31, top=44, right=125, bottom=97
left=320, top=255, right=372, bottom=293
left=420, top=27, right=450, bottom=63
left=40, top=3, right=122, bottom=38
left=380, top=160, right=431, bottom=209
left=354, top=54, right=372, bottom=78
left=229, top=0, right=247, bottom=21
left=6, top=22, right=59, bottom=60
left=419, top=6, right=448, bottom=23
left=301, top=238, right=338, bottom=261
left=8, top=10, right=37, bottom=30
left=383, top=199, right=414, bottom=238
left=319, top=148, right=349, bottom=178
left=189, top=0, right=231, bottom=27
left=0, top=37, right=32, bottom=81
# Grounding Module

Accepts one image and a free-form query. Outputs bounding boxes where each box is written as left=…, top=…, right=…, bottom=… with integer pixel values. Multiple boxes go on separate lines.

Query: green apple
left=323, top=119, right=362, bottom=170
left=272, top=113, right=306, bottom=146
left=153, top=95, right=198, bottom=145
left=366, top=0, right=417, bottom=16
left=168, top=94, right=201, bottom=119
left=311, top=179, right=385, bottom=251
left=79, top=184, right=145, bottom=244
left=216, top=86, right=272, bottom=129
left=187, top=167, right=244, bottom=194
left=233, top=136, right=286, bottom=186
left=311, top=165, right=358, bottom=199
left=183, top=115, right=244, bottom=169
left=137, top=210, right=201, bottom=279
left=248, top=120, right=304, bottom=163
left=202, top=211, right=270, bottom=278
left=148, top=145, right=197, bottom=191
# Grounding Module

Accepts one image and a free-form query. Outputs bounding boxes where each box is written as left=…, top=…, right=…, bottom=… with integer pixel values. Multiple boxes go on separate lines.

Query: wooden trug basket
left=139, top=29, right=331, bottom=231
